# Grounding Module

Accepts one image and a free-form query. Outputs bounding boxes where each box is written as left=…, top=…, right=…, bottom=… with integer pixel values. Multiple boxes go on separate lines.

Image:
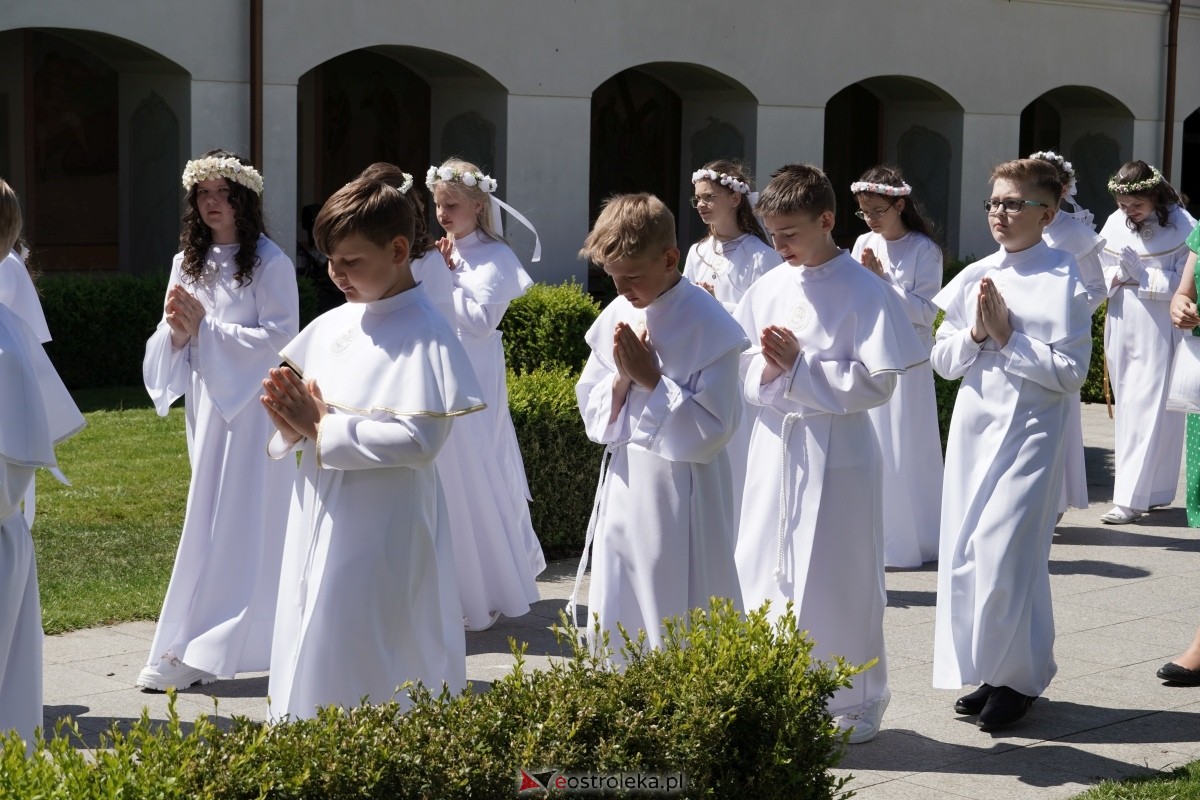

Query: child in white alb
left=571, top=193, right=747, bottom=659
left=262, top=170, right=483, bottom=720
left=850, top=165, right=945, bottom=568
left=734, top=164, right=927, bottom=744
left=933, top=159, right=1092, bottom=731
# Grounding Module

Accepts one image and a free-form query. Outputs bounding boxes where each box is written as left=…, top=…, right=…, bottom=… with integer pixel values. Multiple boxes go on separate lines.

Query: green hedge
left=1, top=601, right=860, bottom=800
left=509, top=365, right=601, bottom=558
left=35, top=272, right=319, bottom=390
left=501, top=280, right=600, bottom=375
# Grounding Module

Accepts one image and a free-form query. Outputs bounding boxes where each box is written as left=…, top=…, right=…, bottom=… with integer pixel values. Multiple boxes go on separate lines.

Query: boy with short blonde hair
left=932, top=158, right=1092, bottom=730
left=570, top=193, right=748, bottom=656
left=733, top=164, right=927, bottom=743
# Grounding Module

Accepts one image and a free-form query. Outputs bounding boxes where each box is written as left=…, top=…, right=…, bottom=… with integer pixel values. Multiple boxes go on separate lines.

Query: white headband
left=182, top=156, right=264, bottom=195
left=850, top=181, right=911, bottom=197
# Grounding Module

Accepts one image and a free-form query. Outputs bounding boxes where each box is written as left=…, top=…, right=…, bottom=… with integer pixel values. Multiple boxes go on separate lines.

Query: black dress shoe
left=954, top=683, right=994, bottom=715
left=977, top=686, right=1035, bottom=730
left=1157, top=662, right=1200, bottom=686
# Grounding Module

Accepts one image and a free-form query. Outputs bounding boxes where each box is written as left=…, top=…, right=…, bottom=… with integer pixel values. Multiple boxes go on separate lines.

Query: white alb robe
left=683, top=233, right=781, bottom=531
left=142, top=236, right=299, bottom=677
left=267, top=285, right=484, bottom=720
left=1043, top=211, right=1106, bottom=512
left=932, top=242, right=1091, bottom=697
left=733, top=251, right=927, bottom=716
left=851, top=231, right=945, bottom=567
left=1099, top=205, right=1196, bottom=510
left=575, top=278, right=748, bottom=655
left=0, top=249, right=52, bottom=530
left=0, top=304, right=84, bottom=748
left=434, top=230, right=545, bottom=629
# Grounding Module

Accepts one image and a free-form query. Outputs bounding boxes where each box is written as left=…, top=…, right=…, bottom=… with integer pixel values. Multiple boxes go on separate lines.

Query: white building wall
left=0, top=0, right=1198, bottom=272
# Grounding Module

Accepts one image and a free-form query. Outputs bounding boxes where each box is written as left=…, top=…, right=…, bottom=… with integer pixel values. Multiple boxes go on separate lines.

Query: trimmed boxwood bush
left=509, top=365, right=601, bottom=558
left=0, top=600, right=860, bottom=800
left=501, top=280, right=600, bottom=375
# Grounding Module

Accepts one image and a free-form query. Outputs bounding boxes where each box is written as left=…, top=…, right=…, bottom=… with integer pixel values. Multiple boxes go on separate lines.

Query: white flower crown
left=850, top=181, right=911, bottom=197
left=1108, top=166, right=1163, bottom=195
left=182, top=156, right=264, bottom=195
left=691, top=168, right=751, bottom=196
left=396, top=172, right=414, bottom=194
left=1029, top=150, right=1077, bottom=196
left=425, top=165, right=498, bottom=194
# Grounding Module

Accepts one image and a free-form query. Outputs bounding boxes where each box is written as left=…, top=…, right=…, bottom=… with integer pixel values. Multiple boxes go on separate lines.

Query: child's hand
left=760, top=324, right=800, bottom=383
left=1171, top=292, right=1200, bottom=329
left=978, top=277, right=1012, bottom=348
left=261, top=367, right=327, bottom=442
left=1118, top=246, right=1145, bottom=283
left=613, top=321, right=661, bottom=390
left=859, top=248, right=887, bottom=279
left=698, top=281, right=716, bottom=297
left=436, top=237, right=455, bottom=269
left=165, top=285, right=205, bottom=348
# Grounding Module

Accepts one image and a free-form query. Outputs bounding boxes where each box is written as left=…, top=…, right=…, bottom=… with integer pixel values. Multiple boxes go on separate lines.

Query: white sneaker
left=136, top=652, right=217, bottom=692
left=464, top=611, right=502, bottom=632
left=837, top=689, right=891, bottom=744
left=1100, top=505, right=1142, bottom=524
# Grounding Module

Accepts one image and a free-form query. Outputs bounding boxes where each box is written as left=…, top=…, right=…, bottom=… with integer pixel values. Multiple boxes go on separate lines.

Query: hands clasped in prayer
left=261, top=367, right=327, bottom=445
left=858, top=247, right=888, bottom=280
left=165, top=285, right=205, bottom=349
left=971, top=276, right=1013, bottom=348
left=613, top=321, right=661, bottom=392
left=760, top=324, right=801, bottom=385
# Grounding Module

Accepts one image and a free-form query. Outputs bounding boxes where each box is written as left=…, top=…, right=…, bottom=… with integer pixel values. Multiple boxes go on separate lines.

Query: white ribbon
left=774, top=412, right=804, bottom=582
left=489, top=196, right=541, bottom=262
left=566, top=443, right=617, bottom=633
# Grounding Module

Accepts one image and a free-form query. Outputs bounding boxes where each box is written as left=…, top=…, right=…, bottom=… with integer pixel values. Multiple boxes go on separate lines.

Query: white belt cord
left=566, top=443, right=617, bottom=631
left=775, top=413, right=803, bottom=581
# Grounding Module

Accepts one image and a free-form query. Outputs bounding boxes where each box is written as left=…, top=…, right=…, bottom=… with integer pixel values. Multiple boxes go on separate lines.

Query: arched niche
left=1019, top=86, right=1134, bottom=227
left=825, top=76, right=963, bottom=252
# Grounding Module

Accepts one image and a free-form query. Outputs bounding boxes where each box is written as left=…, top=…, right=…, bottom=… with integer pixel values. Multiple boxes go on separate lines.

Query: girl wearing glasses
left=850, top=166, right=945, bottom=568
left=684, top=161, right=777, bottom=529
left=1098, top=161, right=1196, bottom=525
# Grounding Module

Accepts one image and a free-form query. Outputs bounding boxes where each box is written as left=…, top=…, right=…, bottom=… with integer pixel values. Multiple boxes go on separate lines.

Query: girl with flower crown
left=138, top=149, right=299, bottom=691
left=426, top=158, right=545, bottom=631
left=849, top=165, right=945, bottom=567
left=684, top=160, right=777, bottom=528
left=684, top=160, right=776, bottom=309
left=1098, top=160, right=1196, bottom=524
left=1028, top=151, right=1107, bottom=519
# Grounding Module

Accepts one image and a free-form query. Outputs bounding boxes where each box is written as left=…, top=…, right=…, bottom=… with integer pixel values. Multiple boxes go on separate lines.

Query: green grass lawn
left=32, top=386, right=188, bottom=635
left=1073, top=761, right=1200, bottom=799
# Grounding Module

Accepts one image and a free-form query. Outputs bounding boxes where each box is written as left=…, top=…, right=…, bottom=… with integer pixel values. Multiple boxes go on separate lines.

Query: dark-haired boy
left=261, top=170, right=484, bottom=720
left=733, top=164, right=927, bottom=743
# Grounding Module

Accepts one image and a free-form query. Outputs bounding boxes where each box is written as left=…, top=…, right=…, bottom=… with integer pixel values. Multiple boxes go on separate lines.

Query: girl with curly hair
left=138, top=150, right=299, bottom=690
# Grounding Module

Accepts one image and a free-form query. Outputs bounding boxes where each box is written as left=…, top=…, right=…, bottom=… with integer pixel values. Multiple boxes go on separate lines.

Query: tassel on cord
left=774, top=413, right=802, bottom=581
left=566, top=444, right=616, bottom=632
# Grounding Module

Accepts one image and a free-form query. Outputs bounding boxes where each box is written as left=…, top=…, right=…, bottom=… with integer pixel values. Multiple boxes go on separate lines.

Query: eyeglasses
left=983, top=198, right=1048, bottom=215
left=690, top=193, right=721, bottom=208
left=854, top=205, right=894, bottom=220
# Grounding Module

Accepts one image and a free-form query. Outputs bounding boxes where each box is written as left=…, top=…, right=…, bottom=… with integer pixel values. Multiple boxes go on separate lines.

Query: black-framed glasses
left=854, top=205, right=895, bottom=220
left=983, top=198, right=1047, bottom=215
left=690, top=193, right=721, bottom=208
